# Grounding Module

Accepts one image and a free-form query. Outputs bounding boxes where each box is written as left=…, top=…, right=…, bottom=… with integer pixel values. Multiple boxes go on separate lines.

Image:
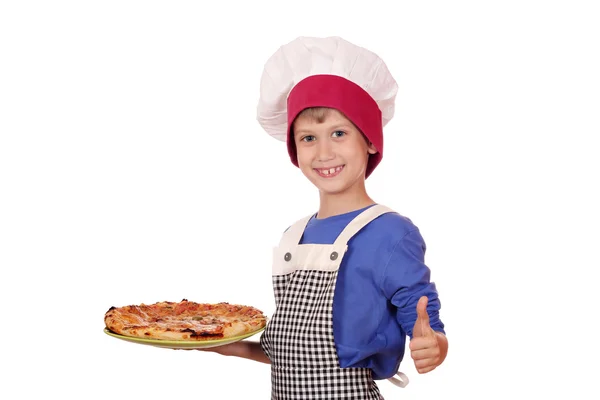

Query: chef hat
left=256, top=36, right=398, bottom=178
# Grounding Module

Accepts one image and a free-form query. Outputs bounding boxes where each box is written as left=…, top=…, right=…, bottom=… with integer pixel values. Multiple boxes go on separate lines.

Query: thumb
left=413, top=296, right=431, bottom=337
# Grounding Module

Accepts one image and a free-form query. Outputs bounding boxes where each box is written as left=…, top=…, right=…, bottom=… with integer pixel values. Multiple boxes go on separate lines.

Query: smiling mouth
left=315, top=165, right=344, bottom=178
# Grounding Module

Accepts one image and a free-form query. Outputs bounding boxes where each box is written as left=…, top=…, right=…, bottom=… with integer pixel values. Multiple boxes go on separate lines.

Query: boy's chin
left=314, top=182, right=349, bottom=196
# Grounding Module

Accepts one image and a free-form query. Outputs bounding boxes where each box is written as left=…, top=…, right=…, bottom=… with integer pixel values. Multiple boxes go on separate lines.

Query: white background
left=1, top=1, right=599, bottom=399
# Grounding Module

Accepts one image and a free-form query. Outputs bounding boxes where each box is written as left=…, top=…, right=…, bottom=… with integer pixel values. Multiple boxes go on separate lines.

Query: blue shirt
left=298, top=204, right=445, bottom=380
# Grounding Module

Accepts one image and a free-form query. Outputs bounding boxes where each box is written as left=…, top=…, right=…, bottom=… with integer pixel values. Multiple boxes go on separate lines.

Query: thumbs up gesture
left=409, top=296, right=444, bottom=374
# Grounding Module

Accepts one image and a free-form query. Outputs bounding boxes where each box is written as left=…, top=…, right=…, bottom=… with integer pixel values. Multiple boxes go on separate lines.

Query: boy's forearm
left=211, top=340, right=271, bottom=364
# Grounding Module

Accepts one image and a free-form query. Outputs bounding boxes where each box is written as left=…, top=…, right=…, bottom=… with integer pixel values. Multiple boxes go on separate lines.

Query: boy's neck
left=316, top=191, right=376, bottom=219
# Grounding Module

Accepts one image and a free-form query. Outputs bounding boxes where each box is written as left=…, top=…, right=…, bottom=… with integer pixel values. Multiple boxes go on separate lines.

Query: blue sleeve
left=380, top=229, right=445, bottom=338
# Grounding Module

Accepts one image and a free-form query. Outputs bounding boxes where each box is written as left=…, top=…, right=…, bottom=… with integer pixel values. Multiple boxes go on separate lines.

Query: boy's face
left=292, top=108, right=377, bottom=197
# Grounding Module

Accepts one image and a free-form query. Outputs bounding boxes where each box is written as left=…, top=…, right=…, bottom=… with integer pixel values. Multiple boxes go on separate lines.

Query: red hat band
left=286, top=74, right=383, bottom=178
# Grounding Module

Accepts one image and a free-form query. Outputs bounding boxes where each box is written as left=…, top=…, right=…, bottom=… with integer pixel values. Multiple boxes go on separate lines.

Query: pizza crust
left=105, top=299, right=266, bottom=341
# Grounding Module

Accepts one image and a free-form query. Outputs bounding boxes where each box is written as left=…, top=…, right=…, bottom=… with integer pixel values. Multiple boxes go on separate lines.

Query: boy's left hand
left=409, top=296, right=444, bottom=374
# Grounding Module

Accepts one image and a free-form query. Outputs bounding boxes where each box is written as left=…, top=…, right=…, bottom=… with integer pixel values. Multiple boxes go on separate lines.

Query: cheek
left=345, top=145, right=369, bottom=162
left=295, top=148, right=312, bottom=169
left=344, top=147, right=370, bottom=172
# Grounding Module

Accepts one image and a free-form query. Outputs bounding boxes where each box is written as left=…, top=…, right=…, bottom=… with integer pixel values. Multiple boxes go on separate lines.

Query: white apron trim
left=272, top=244, right=348, bottom=275
left=332, top=204, right=395, bottom=246
left=388, top=371, right=409, bottom=388
left=278, top=204, right=395, bottom=249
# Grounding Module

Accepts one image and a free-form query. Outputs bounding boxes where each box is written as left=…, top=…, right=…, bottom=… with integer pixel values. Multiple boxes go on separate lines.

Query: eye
left=332, top=130, right=346, bottom=138
left=301, top=135, right=316, bottom=142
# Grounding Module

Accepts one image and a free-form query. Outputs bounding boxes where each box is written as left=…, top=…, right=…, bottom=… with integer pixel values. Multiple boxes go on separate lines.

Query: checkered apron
left=260, top=205, right=397, bottom=399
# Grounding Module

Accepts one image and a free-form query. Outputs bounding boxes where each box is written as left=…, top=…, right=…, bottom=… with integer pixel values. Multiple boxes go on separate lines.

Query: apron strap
left=333, top=204, right=395, bottom=246
left=278, top=214, right=313, bottom=249
left=277, top=204, right=394, bottom=254
left=387, top=371, right=409, bottom=388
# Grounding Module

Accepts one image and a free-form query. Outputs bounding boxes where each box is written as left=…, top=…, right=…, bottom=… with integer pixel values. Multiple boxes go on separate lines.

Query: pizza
left=104, top=299, right=267, bottom=341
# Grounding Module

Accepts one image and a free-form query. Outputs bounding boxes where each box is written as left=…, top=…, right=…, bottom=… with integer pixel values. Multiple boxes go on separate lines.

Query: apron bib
left=260, top=205, right=406, bottom=399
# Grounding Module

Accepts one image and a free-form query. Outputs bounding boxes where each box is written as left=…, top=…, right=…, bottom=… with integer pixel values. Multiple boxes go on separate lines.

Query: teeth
left=317, top=166, right=343, bottom=176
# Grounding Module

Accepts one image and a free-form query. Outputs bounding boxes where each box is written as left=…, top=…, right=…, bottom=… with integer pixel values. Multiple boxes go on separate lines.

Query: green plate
left=104, top=327, right=265, bottom=349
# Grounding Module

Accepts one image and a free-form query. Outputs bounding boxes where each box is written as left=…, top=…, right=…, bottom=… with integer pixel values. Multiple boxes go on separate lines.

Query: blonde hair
left=295, top=107, right=334, bottom=123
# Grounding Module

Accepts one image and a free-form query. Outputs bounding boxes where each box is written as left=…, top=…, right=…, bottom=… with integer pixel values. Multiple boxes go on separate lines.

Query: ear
left=367, top=142, right=378, bottom=155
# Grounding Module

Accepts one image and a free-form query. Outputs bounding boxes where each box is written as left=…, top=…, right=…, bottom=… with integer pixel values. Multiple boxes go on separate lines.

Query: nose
left=316, top=139, right=334, bottom=162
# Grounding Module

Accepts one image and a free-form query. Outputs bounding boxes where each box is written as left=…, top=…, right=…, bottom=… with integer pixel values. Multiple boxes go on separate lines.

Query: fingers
left=409, top=336, right=439, bottom=356
left=416, top=364, right=437, bottom=374
left=410, top=346, right=439, bottom=361
left=411, top=347, right=440, bottom=374
left=410, top=334, right=441, bottom=374
left=409, top=334, right=437, bottom=350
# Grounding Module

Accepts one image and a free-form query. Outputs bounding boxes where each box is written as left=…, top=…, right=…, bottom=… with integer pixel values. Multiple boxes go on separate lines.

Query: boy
left=205, top=36, right=447, bottom=399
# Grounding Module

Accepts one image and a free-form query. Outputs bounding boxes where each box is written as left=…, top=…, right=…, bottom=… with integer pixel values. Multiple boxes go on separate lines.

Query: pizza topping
left=104, top=299, right=266, bottom=341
